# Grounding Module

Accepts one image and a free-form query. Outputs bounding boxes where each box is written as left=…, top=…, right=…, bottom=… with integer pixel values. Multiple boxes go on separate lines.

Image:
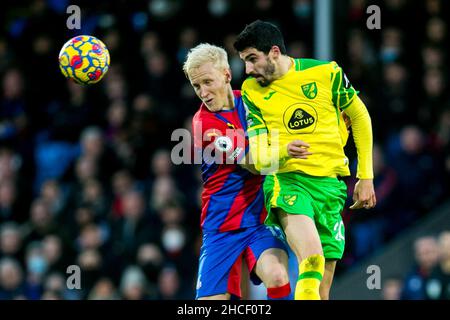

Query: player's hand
left=350, top=179, right=376, bottom=210
left=287, top=140, right=312, bottom=159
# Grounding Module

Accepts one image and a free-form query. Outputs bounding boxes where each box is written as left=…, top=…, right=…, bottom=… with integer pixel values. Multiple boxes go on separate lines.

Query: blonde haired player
left=184, top=43, right=301, bottom=300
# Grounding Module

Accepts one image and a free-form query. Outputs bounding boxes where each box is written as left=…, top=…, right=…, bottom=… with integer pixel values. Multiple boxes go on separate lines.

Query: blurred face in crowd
left=400, top=126, right=424, bottom=155
left=0, top=259, right=23, bottom=290
left=112, top=170, right=133, bottom=195
left=2, top=69, right=23, bottom=99
left=82, top=131, right=104, bottom=158
left=423, top=69, right=444, bottom=98
left=41, top=180, right=60, bottom=203
left=382, top=278, right=402, bottom=300
left=76, top=156, right=98, bottom=182
left=0, top=149, right=19, bottom=181
left=42, top=235, right=62, bottom=265
left=122, top=191, right=145, bottom=219
left=158, top=267, right=180, bottom=298
left=239, top=47, right=277, bottom=87
left=83, top=179, right=103, bottom=202
left=120, top=267, right=146, bottom=300
left=414, top=236, right=439, bottom=271
left=30, top=200, right=51, bottom=228
left=0, top=181, right=16, bottom=207
left=79, top=225, right=102, bottom=250
left=151, top=150, right=172, bottom=176
left=188, top=62, right=232, bottom=112
left=44, top=272, right=65, bottom=292
left=0, top=225, right=21, bottom=255
left=90, top=278, right=117, bottom=300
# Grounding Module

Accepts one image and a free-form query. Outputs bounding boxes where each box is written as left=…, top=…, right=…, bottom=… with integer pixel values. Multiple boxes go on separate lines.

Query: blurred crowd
left=381, top=230, right=450, bottom=300
left=0, top=0, right=449, bottom=299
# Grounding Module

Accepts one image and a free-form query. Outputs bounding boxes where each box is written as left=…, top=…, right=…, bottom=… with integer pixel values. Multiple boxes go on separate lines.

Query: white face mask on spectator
left=161, top=228, right=185, bottom=253
left=28, top=255, right=48, bottom=275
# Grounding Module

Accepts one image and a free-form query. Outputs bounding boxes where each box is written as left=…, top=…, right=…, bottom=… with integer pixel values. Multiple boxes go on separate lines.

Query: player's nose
left=199, top=86, right=209, bottom=99
left=245, top=62, right=254, bottom=75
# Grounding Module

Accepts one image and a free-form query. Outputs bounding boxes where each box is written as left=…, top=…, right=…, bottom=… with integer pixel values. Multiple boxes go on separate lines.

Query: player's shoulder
left=295, top=58, right=337, bottom=72
left=242, top=76, right=259, bottom=92
left=193, top=105, right=212, bottom=127
left=192, top=105, right=224, bottom=131
left=192, top=105, right=204, bottom=124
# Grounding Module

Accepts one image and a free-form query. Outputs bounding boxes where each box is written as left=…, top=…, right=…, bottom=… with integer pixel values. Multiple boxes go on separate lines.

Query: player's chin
left=256, top=78, right=270, bottom=87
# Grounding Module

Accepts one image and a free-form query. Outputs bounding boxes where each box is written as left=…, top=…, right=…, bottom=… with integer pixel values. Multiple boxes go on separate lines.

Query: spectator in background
left=23, top=241, right=48, bottom=299
left=110, top=170, right=137, bottom=219
left=0, top=257, right=25, bottom=299
left=43, top=272, right=80, bottom=300
left=136, top=243, right=164, bottom=287
left=425, top=231, right=450, bottom=299
left=0, top=180, right=22, bottom=223
left=88, top=277, right=120, bottom=300
left=386, top=125, right=444, bottom=229
left=39, top=179, right=65, bottom=217
left=0, top=69, right=28, bottom=143
left=22, top=199, right=60, bottom=244
left=156, top=265, right=188, bottom=300
left=402, top=236, right=439, bottom=299
left=120, top=265, right=151, bottom=300
left=76, top=248, right=104, bottom=298
left=0, top=222, right=23, bottom=262
left=111, top=190, right=158, bottom=263
left=381, top=275, right=403, bottom=300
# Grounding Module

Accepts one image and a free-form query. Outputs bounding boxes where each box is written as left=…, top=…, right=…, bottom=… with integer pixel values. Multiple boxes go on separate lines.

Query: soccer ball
left=58, top=35, right=110, bottom=85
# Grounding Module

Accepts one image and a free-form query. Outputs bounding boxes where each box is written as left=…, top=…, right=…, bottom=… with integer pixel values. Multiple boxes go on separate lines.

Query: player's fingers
left=363, top=193, right=377, bottom=209
left=350, top=200, right=363, bottom=210
left=364, top=200, right=373, bottom=209
left=289, top=146, right=308, bottom=153
left=291, top=154, right=311, bottom=159
left=291, top=140, right=310, bottom=148
left=290, top=150, right=313, bottom=157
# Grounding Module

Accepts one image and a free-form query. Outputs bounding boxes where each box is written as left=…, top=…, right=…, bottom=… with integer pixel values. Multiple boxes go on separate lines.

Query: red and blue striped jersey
left=192, top=91, right=267, bottom=233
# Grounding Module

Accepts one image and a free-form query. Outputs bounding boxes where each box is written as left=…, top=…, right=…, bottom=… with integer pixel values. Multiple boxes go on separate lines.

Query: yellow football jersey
left=242, top=58, right=357, bottom=177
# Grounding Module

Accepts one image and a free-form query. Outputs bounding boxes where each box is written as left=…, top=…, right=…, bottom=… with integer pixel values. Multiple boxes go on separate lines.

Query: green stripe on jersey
left=331, top=69, right=342, bottom=107
left=299, top=58, right=329, bottom=71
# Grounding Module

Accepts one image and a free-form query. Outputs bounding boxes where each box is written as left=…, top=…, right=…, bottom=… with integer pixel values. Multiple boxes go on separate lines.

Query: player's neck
left=221, top=86, right=235, bottom=111
left=275, top=55, right=293, bottom=79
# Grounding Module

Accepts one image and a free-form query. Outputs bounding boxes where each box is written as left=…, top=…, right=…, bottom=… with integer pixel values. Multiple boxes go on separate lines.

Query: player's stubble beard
left=256, top=57, right=276, bottom=87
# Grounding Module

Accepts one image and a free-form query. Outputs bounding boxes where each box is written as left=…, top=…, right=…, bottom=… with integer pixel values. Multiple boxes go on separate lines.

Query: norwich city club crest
left=301, top=82, right=317, bottom=99
left=282, top=195, right=298, bottom=206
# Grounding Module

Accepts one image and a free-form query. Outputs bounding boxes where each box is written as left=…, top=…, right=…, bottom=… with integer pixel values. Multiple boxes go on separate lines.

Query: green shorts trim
left=263, top=172, right=347, bottom=259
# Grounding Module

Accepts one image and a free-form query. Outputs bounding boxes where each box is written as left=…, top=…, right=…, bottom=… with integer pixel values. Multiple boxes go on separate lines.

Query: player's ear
left=224, top=68, right=232, bottom=83
left=269, top=45, right=281, bottom=60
